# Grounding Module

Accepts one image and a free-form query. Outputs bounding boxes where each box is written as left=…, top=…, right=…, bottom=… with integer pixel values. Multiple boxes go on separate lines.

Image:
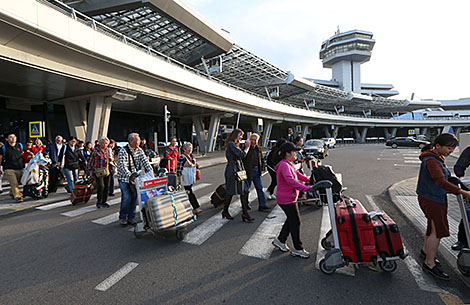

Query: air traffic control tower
left=316, top=30, right=397, bottom=97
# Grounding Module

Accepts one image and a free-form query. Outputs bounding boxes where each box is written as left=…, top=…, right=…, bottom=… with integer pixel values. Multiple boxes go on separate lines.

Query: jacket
left=275, top=159, right=310, bottom=204
left=44, top=143, right=66, bottom=165
left=64, top=144, right=79, bottom=170
left=416, top=150, right=460, bottom=204
left=243, top=145, right=265, bottom=180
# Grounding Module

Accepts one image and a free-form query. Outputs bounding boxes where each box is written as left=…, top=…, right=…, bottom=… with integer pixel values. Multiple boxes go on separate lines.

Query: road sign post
left=29, top=121, right=45, bottom=138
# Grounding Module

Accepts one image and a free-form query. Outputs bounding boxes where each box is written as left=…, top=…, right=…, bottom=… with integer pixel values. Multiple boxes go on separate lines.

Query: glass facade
left=322, top=42, right=372, bottom=59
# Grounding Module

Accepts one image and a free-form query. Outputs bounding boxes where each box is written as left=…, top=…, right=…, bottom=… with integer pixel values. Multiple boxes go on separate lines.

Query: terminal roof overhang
left=67, top=0, right=439, bottom=115
left=69, top=0, right=233, bottom=66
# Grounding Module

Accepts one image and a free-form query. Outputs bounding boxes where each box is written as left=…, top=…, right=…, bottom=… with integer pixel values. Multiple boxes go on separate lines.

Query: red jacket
left=164, top=145, right=179, bottom=172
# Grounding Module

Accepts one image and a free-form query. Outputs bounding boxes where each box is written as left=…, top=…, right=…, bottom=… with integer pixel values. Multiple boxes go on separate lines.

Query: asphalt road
left=1, top=144, right=469, bottom=304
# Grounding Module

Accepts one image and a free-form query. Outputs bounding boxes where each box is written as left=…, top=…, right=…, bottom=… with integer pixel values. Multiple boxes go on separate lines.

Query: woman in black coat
left=222, top=129, right=254, bottom=222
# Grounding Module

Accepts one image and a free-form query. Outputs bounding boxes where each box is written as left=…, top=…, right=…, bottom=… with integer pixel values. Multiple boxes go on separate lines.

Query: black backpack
left=310, top=165, right=342, bottom=202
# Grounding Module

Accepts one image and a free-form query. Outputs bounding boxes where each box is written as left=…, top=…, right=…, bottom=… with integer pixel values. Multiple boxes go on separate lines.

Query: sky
left=185, top=0, right=470, bottom=100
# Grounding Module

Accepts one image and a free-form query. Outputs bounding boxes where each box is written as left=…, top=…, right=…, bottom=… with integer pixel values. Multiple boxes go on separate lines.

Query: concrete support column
left=332, top=126, right=339, bottom=138
left=64, top=100, right=87, bottom=141
left=323, top=126, right=331, bottom=138
left=455, top=127, right=462, bottom=137
left=193, top=114, right=221, bottom=153
left=301, top=126, right=310, bottom=141
left=262, top=121, right=273, bottom=148
left=85, top=96, right=113, bottom=142
left=391, top=128, right=398, bottom=138
left=384, top=128, right=391, bottom=140
left=353, top=127, right=368, bottom=143
left=422, top=128, right=428, bottom=137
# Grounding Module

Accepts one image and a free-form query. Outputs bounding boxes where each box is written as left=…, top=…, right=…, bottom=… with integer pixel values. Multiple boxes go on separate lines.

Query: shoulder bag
left=235, top=159, right=248, bottom=181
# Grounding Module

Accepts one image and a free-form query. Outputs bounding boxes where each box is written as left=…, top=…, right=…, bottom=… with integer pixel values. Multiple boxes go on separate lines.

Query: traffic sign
left=408, top=129, right=415, bottom=135
left=296, top=125, right=302, bottom=133
left=29, top=121, right=45, bottom=138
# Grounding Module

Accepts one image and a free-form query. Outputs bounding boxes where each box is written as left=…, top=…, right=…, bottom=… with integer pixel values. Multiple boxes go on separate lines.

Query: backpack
left=309, top=165, right=342, bottom=202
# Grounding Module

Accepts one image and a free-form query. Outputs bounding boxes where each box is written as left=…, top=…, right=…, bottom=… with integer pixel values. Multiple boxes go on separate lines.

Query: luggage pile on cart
left=312, top=180, right=408, bottom=275
left=21, top=152, right=51, bottom=200
left=134, top=176, right=196, bottom=240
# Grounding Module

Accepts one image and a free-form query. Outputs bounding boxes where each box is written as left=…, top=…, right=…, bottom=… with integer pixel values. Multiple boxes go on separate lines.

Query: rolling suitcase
left=145, top=193, right=194, bottom=231
left=336, top=198, right=377, bottom=263
left=371, top=212, right=407, bottom=259
left=23, top=184, right=43, bottom=199
left=210, top=184, right=226, bottom=208
left=70, top=177, right=94, bottom=205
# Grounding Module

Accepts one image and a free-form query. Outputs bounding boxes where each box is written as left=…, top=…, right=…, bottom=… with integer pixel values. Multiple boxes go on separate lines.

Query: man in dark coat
left=243, top=133, right=270, bottom=211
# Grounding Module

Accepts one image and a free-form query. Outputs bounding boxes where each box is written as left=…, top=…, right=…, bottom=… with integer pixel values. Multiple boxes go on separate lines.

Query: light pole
left=164, top=105, right=171, bottom=144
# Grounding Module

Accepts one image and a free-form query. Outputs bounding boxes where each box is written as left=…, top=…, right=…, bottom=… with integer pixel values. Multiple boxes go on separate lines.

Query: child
left=417, top=133, right=470, bottom=280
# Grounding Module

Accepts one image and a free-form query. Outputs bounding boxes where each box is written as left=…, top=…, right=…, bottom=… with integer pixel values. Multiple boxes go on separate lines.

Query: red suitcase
left=371, top=212, right=407, bottom=259
left=70, top=179, right=94, bottom=205
left=336, top=198, right=377, bottom=263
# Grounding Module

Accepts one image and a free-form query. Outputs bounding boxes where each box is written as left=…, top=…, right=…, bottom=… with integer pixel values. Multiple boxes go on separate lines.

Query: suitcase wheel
left=176, top=229, right=186, bottom=241
left=321, top=237, right=333, bottom=250
left=378, top=260, right=397, bottom=272
left=134, top=228, right=145, bottom=239
left=319, top=258, right=336, bottom=275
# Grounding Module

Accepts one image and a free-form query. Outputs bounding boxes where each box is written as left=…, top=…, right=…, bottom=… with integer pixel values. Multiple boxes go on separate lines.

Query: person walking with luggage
left=63, top=136, right=80, bottom=193
left=243, top=133, right=270, bottom=212
left=43, top=135, right=66, bottom=193
left=266, top=138, right=287, bottom=200
left=222, top=129, right=254, bottom=222
left=417, top=133, right=470, bottom=280
left=272, top=142, right=313, bottom=258
left=88, top=136, right=112, bottom=208
left=0, top=132, right=24, bottom=203
left=452, top=145, right=470, bottom=251
left=117, top=133, right=153, bottom=226
left=163, top=137, right=179, bottom=188
left=177, top=142, right=202, bottom=215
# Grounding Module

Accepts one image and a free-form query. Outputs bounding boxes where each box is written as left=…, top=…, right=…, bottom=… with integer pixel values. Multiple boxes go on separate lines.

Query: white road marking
left=365, top=195, right=448, bottom=294
left=95, top=262, right=139, bottom=292
left=36, top=189, right=122, bottom=211
left=261, top=171, right=268, bottom=177
left=183, top=189, right=256, bottom=245
left=394, top=164, right=419, bottom=167
left=404, top=157, right=420, bottom=160
left=404, top=160, right=421, bottom=163
left=377, top=158, right=402, bottom=161
left=402, top=153, right=420, bottom=156
left=315, top=205, right=355, bottom=276
left=239, top=205, right=286, bottom=259
left=92, top=212, right=120, bottom=225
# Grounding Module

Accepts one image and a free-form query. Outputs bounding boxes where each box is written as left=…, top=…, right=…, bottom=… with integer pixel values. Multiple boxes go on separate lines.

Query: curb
left=388, top=178, right=470, bottom=288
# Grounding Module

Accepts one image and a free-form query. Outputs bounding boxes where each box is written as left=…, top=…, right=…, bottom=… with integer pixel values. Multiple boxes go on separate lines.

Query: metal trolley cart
left=450, top=177, right=470, bottom=276
left=317, top=181, right=406, bottom=275
left=134, top=176, right=196, bottom=240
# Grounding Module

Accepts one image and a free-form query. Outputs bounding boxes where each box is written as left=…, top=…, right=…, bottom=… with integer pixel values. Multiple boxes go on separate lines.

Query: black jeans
left=278, top=202, right=303, bottom=250
left=458, top=219, right=468, bottom=246
left=95, top=174, right=110, bottom=204
left=184, top=185, right=200, bottom=209
left=267, top=168, right=277, bottom=195
left=224, top=193, right=249, bottom=215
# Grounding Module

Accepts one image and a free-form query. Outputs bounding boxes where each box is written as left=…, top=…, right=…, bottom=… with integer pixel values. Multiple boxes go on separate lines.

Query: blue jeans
left=247, top=167, right=267, bottom=208
left=109, top=173, right=115, bottom=195
left=63, top=168, right=78, bottom=193
left=119, top=180, right=138, bottom=220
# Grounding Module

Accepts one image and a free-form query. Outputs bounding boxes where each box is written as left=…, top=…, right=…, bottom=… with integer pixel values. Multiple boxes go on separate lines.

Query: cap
left=280, top=142, right=301, bottom=153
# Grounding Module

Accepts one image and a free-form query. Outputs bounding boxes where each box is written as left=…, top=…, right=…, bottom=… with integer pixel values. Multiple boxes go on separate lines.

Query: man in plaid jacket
left=117, top=133, right=152, bottom=226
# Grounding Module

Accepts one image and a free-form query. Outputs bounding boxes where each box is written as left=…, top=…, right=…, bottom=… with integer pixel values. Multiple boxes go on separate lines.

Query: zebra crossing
left=377, top=149, right=421, bottom=167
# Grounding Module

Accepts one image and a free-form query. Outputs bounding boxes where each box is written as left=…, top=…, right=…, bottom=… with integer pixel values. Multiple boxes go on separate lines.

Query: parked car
left=304, top=139, right=328, bottom=159
left=322, top=137, right=336, bottom=148
left=385, top=137, right=430, bottom=149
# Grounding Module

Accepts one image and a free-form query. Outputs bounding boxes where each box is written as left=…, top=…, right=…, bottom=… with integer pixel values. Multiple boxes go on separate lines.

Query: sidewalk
left=0, top=151, right=227, bottom=218
left=388, top=176, right=470, bottom=286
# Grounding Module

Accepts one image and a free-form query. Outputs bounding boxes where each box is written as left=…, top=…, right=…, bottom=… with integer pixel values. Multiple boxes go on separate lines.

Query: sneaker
left=194, top=208, right=202, bottom=215
left=451, top=241, right=467, bottom=251
left=272, top=238, right=290, bottom=252
left=101, top=202, right=110, bottom=208
left=108, top=193, right=115, bottom=197
left=127, top=219, right=137, bottom=226
left=258, top=206, right=271, bottom=212
left=119, top=219, right=128, bottom=226
left=290, top=248, right=310, bottom=259
left=16, top=198, right=24, bottom=203
left=265, top=192, right=272, bottom=200
left=422, top=263, right=450, bottom=281
left=420, top=249, right=441, bottom=266
left=271, top=194, right=276, bottom=200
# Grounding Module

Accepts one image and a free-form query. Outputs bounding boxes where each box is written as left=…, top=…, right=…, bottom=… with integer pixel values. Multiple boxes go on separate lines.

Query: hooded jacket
left=275, top=159, right=310, bottom=204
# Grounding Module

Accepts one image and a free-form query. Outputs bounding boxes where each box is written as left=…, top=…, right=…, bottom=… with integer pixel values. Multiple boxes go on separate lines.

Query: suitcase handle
left=345, top=199, right=356, bottom=208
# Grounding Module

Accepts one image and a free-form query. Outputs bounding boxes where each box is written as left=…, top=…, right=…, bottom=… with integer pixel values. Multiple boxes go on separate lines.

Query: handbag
left=181, top=154, right=197, bottom=186
left=196, top=169, right=201, bottom=181
left=234, top=159, right=247, bottom=181
left=95, top=150, right=110, bottom=178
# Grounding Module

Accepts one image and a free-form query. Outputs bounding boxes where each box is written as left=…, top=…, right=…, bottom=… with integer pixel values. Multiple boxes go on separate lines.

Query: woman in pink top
left=272, top=142, right=313, bottom=258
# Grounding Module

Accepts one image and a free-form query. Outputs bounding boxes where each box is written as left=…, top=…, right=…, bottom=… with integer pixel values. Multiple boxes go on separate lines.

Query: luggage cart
left=450, top=177, right=470, bottom=276
left=317, top=181, right=405, bottom=275
left=134, top=176, right=195, bottom=240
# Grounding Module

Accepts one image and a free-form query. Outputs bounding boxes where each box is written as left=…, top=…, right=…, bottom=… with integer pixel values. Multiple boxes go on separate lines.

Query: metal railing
left=39, top=0, right=468, bottom=122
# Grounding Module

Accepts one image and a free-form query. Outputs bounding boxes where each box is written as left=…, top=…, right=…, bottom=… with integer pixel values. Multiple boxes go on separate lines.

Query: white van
left=322, top=138, right=336, bottom=148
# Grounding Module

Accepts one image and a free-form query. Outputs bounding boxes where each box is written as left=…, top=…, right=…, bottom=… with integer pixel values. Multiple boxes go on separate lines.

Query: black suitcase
left=210, top=184, right=226, bottom=208
left=48, top=166, right=60, bottom=193
left=310, top=165, right=342, bottom=203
